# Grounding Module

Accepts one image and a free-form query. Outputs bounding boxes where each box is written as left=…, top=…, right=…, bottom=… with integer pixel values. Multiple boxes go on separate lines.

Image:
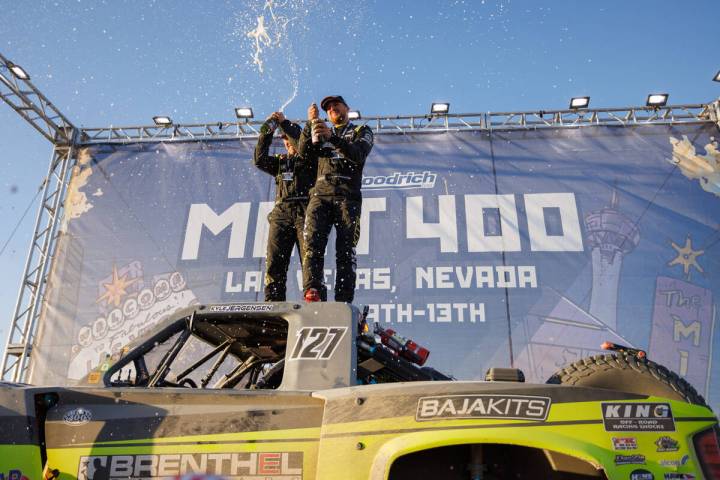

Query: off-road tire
left=546, top=353, right=708, bottom=407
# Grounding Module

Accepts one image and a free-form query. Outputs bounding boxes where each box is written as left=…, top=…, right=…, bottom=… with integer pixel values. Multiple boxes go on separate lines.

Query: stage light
left=6, top=61, right=29, bottom=80
left=348, top=110, right=361, bottom=120
left=646, top=93, right=669, bottom=107
left=713, top=71, right=720, bottom=82
left=153, top=116, right=173, bottom=126
left=235, top=107, right=254, bottom=119
left=569, top=96, right=590, bottom=109
left=431, top=102, right=450, bottom=114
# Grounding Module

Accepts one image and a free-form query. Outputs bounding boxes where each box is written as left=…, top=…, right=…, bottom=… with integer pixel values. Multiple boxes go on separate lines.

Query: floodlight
left=235, top=107, right=254, bottom=119
left=348, top=110, right=361, bottom=120
left=646, top=93, right=669, bottom=107
left=713, top=71, right=720, bottom=82
left=569, top=96, right=590, bottom=109
left=431, top=102, right=450, bottom=114
left=153, top=116, right=173, bottom=126
left=6, top=61, right=29, bottom=80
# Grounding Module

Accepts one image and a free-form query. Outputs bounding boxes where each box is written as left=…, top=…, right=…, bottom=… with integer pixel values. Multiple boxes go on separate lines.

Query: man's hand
left=270, top=111, right=286, bottom=123
left=308, top=103, right=319, bottom=121
left=313, top=121, right=331, bottom=141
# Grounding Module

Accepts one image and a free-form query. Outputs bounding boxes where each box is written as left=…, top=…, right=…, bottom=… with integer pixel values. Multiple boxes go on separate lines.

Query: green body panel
left=32, top=390, right=716, bottom=480
left=0, top=445, right=43, bottom=480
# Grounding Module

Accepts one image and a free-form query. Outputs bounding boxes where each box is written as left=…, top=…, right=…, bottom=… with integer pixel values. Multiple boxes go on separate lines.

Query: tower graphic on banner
left=509, top=191, right=638, bottom=383
left=584, top=191, right=640, bottom=331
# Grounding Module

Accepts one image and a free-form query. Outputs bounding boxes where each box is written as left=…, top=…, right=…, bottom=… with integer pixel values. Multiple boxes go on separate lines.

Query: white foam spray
left=233, top=0, right=367, bottom=113
left=247, top=16, right=272, bottom=73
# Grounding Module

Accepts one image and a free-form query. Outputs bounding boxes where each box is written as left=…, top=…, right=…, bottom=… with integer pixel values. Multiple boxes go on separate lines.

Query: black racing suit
left=254, top=119, right=316, bottom=301
left=298, top=121, right=374, bottom=302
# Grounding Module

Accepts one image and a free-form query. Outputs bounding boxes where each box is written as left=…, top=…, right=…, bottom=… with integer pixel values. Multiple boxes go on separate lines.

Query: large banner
left=32, top=124, right=720, bottom=410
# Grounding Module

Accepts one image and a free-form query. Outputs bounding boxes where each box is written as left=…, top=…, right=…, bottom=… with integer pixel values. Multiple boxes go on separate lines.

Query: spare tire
left=546, top=353, right=709, bottom=408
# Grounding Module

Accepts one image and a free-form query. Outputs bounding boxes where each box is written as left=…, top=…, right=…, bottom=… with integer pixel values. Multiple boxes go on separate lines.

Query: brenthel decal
left=416, top=394, right=551, bottom=421
left=77, top=452, right=302, bottom=480
left=601, top=403, right=675, bottom=432
left=208, top=304, right=274, bottom=313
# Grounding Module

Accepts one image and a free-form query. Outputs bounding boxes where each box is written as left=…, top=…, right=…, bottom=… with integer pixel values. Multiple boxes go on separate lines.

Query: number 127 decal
left=289, top=327, right=347, bottom=360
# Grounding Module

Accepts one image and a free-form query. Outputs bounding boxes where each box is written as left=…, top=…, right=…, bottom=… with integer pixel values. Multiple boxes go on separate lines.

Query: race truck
left=1, top=302, right=718, bottom=479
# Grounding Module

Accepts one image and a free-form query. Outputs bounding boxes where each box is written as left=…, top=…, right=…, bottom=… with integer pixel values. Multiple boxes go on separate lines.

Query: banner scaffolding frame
left=78, top=103, right=718, bottom=145
left=1, top=48, right=719, bottom=382
left=1, top=138, right=76, bottom=382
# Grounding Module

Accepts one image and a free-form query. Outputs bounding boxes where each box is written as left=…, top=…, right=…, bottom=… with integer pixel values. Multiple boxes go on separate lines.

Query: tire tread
left=546, top=353, right=708, bottom=407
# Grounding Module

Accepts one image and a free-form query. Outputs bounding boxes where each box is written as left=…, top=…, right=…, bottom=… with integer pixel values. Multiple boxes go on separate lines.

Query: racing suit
left=298, top=121, right=374, bottom=302
left=254, top=119, right=316, bottom=301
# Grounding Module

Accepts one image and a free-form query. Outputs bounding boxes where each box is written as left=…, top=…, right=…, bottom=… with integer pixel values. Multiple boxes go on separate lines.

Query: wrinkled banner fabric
left=32, top=124, right=720, bottom=410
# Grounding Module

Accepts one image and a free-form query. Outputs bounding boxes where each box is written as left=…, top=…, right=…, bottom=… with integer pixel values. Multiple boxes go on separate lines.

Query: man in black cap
left=254, top=111, right=316, bottom=301
left=298, top=96, right=374, bottom=303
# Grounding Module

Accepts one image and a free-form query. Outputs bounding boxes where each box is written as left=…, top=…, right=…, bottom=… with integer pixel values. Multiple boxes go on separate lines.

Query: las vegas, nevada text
left=180, top=192, right=582, bottom=323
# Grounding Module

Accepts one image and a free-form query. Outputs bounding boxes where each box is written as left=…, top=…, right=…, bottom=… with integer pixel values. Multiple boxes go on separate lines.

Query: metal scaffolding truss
left=78, top=102, right=718, bottom=145
left=2, top=140, right=76, bottom=382
left=0, top=52, right=75, bottom=145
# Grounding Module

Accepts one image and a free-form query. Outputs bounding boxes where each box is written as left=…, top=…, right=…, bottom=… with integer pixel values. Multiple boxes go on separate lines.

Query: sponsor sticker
left=415, top=394, right=551, bottom=421
left=630, top=469, right=654, bottom=480
left=87, top=371, right=102, bottom=384
left=663, top=474, right=695, bottom=480
left=612, top=437, right=638, bottom=450
left=601, top=403, right=675, bottom=432
left=655, top=436, right=680, bottom=452
left=361, top=171, right=437, bottom=190
left=659, top=455, right=689, bottom=468
left=208, top=304, right=274, bottom=313
left=615, top=454, right=646, bottom=466
left=63, top=407, right=93, bottom=426
left=1, top=470, right=28, bottom=480
left=77, top=452, right=303, bottom=480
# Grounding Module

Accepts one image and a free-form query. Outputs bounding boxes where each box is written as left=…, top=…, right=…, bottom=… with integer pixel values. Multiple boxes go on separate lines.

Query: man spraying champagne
left=298, top=96, right=374, bottom=303
left=254, top=111, right=316, bottom=301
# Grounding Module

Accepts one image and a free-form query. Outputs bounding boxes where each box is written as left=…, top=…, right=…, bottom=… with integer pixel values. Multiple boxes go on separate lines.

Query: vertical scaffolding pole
left=1, top=132, right=76, bottom=382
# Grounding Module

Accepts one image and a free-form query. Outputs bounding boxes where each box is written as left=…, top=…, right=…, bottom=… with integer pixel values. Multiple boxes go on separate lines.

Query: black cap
left=320, top=95, right=348, bottom=111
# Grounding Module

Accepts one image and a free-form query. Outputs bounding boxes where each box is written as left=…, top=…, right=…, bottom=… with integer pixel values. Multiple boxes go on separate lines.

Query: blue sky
left=1, top=0, right=719, bottom=349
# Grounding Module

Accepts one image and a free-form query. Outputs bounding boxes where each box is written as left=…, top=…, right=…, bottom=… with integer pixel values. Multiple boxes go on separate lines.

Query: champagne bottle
left=309, top=103, right=325, bottom=146
left=311, top=119, right=326, bottom=146
left=261, top=118, right=278, bottom=135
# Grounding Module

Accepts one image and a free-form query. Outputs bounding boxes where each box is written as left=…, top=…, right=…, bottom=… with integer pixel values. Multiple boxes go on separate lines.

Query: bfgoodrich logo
left=362, top=171, right=437, bottom=190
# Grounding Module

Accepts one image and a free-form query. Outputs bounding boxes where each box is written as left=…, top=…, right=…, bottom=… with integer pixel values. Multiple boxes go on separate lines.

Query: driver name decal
left=208, top=304, right=274, bottom=313
left=416, top=394, right=551, bottom=421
